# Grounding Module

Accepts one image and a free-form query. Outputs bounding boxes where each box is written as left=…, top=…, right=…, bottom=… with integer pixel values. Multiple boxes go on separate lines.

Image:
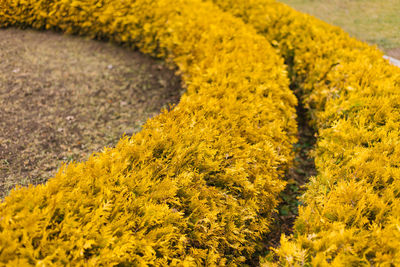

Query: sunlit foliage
left=212, top=0, right=400, bottom=265
left=0, top=0, right=298, bottom=265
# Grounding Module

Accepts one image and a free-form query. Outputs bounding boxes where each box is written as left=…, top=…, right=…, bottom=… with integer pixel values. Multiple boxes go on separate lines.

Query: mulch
left=0, top=28, right=183, bottom=198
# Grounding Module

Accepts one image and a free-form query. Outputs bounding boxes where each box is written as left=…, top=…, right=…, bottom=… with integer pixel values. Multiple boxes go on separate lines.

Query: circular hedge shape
left=0, top=0, right=297, bottom=265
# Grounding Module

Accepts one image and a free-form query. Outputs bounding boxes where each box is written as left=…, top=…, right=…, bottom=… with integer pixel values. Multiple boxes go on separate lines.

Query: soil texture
left=0, top=28, right=183, bottom=198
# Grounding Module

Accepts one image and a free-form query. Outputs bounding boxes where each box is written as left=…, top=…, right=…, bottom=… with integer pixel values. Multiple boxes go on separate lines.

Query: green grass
left=279, top=0, right=400, bottom=51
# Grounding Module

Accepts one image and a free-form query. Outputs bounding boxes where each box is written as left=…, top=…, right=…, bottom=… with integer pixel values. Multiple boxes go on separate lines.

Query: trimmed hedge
left=0, top=0, right=298, bottom=265
left=212, top=0, right=400, bottom=265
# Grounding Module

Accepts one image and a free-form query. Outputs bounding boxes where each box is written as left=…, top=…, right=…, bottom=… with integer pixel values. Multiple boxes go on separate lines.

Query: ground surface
left=280, top=0, right=400, bottom=57
left=387, top=48, right=400, bottom=59
left=0, top=28, right=183, bottom=198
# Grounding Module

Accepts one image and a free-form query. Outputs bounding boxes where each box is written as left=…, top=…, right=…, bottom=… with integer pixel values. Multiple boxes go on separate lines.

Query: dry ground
left=387, top=48, right=400, bottom=59
left=0, top=28, right=183, bottom=198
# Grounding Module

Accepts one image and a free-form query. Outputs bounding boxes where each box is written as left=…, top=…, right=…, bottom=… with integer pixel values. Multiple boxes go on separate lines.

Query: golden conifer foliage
left=0, top=0, right=298, bottom=265
left=212, top=0, right=400, bottom=265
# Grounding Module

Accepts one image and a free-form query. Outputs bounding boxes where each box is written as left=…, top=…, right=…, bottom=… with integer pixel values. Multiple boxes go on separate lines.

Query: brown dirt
left=0, top=28, right=183, bottom=198
left=387, top=47, right=400, bottom=60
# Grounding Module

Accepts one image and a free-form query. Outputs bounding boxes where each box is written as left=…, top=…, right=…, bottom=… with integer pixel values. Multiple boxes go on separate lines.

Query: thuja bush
left=212, top=0, right=400, bottom=265
left=0, top=0, right=298, bottom=265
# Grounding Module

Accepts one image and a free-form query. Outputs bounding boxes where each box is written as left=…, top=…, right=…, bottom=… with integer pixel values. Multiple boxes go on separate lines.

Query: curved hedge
left=212, top=0, right=400, bottom=265
left=0, top=0, right=298, bottom=265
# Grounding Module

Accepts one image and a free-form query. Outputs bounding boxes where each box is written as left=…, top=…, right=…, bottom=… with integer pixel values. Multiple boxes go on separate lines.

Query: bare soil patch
left=387, top=47, right=400, bottom=60
left=0, top=28, right=183, bottom=198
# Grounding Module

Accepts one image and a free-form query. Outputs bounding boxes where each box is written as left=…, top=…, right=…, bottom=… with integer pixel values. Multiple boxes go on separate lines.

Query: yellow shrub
left=0, top=0, right=297, bottom=265
left=211, top=0, right=400, bottom=265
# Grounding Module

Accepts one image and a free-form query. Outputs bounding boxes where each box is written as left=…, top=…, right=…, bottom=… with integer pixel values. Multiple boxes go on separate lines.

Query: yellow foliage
left=211, top=0, right=400, bottom=265
left=0, top=0, right=298, bottom=265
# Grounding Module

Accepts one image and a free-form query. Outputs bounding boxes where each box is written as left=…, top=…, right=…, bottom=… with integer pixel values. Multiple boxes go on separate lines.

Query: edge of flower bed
left=384, top=55, right=400, bottom=67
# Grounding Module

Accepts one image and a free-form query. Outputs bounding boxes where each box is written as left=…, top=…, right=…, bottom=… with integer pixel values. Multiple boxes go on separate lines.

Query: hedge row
left=0, top=0, right=298, bottom=265
left=212, top=0, right=400, bottom=265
